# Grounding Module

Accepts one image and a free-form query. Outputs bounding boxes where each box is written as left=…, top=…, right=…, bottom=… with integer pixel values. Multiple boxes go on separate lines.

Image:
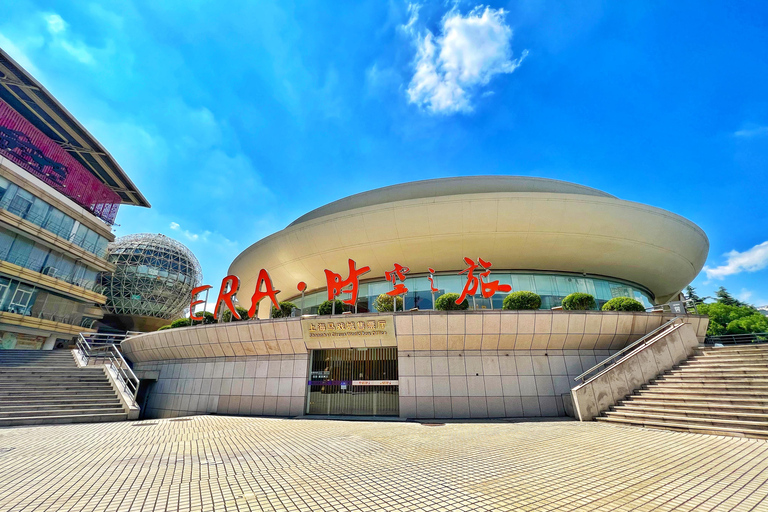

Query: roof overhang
left=0, top=48, right=149, bottom=208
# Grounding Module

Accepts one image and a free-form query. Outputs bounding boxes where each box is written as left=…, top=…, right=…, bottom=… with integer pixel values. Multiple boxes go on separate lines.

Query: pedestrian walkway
left=0, top=416, right=767, bottom=511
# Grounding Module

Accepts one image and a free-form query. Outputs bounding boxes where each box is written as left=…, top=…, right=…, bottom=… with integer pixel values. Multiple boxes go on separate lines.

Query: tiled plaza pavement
left=1, top=417, right=768, bottom=512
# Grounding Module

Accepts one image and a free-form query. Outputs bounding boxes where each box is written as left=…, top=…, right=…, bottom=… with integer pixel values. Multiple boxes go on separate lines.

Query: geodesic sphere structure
left=99, top=234, right=202, bottom=323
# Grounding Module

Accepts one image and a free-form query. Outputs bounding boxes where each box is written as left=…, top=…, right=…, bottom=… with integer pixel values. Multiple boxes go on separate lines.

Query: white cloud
left=738, top=288, right=753, bottom=302
left=704, top=241, right=768, bottom=280
left=169, top=221, right=237, bottom=247
left=169, top=222, right=180, bottom=230
left=41, top=12, right=95, bottom=65
left=404, top=5, right=527, bottom=114
left=43, top=14, right=67, bottom=34
left=734, top=126, right=768, bottom=138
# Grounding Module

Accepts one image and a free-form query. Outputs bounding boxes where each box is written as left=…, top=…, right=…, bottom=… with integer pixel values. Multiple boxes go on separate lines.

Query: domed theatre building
left=122, top=177, right=711, bottom=420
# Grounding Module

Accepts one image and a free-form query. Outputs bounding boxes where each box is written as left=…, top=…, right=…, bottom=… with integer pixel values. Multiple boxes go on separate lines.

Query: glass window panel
left=27, top=198, right=49, bottom=226
left=533, top=275, right=557, bottom=296
left=510, top=274, right=535, bottom=292
left=0, top=227, right=15, bottom=260
left=0, top=176, right=10, bottom=200
left=7, top=187, right=33, bottom=218
left=7, top=236, right=33, bottom=267
left=27, top=243, right=49, bottom=272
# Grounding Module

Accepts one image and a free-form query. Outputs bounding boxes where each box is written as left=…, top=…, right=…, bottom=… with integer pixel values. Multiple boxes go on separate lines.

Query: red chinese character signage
left=456, top=257, right=511, bottom=305
left=191, top=256, right=514, bottom=322
left=324, top=259, right=371, bottom=305
left=385, top=263, right=410, bottom=296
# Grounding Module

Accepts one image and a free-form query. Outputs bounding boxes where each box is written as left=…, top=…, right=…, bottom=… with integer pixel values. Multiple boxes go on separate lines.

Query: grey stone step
left=622, top=398, right=768, bottom=413
left=0, top=385, right=114, bottom=392
left=0, top=406, right=125, bottom=419
left=614, top=404, right=768, bottom=420
left=690, top=354, right=768, bottom=361
left=626, top=393, right=768, bottom=405
left=0, top=397, right=119, bottom=406
left=603, top=410, right=768, bottom=430
left=646, top=382, right=768, bottom=391
left=0, top=412, right=128, bottom=427
left=699, top=345, right=768, bottom=355
left=638, top=388, right=768, bottom=397
left=595, top=415, right=768, bottom=439
left=679, top=362, right=768, bottom=369
left=0, top=402, right=122, bottom=412
left=0, top=390, right=117, bottom=399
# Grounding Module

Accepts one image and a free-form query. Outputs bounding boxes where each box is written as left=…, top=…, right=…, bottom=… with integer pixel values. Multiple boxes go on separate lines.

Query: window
left=7, top=187, right=33, bottom=218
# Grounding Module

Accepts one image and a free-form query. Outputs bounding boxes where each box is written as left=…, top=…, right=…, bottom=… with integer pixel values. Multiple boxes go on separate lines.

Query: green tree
left=726, top=314, right=768, bottom=334
left=435, top=293, right=469, bottom=311
left=318, top=300, right=346, bottom=315
left=271, top=301, right=297, bottom=318
left=715, top=287, right=750, bottom=308
left=685, top=286, right=704, bottom=304
left=221, top=306, right=250, bottom=322
left=697, top=302, right=758, bottom=336
left=373, top=294, right=404, bottom=312
left=502, top=291, right=541, bottom=310
left=561, top=293, right=596, bottom=311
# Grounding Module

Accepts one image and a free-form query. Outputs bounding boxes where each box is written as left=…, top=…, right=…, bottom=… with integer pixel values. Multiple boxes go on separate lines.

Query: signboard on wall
left=300, top=315, right=396, bottom=344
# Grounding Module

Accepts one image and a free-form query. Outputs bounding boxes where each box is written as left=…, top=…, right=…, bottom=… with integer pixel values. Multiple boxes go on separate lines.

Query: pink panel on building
left=0, top=98, right=121, bottom=224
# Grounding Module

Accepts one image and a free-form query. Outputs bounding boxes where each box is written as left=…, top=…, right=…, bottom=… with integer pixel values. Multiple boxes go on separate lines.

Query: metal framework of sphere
left=99, top=234, right=202, bottom=320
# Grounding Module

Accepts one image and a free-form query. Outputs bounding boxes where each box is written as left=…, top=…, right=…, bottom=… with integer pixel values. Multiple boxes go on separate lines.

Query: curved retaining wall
left=123, top=311, right=708, bottom=420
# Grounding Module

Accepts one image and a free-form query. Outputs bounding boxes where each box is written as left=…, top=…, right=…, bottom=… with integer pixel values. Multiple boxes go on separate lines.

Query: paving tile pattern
left=2, top=417, right=768, bottom=511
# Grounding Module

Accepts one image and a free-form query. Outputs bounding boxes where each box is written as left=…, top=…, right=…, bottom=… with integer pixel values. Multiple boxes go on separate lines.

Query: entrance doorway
left=306, top=347, right=398, bottom=416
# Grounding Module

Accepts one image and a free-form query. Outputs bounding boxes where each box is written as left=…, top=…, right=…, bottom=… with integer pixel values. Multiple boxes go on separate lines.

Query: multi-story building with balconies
left=0, top=48, right=148, bottom=349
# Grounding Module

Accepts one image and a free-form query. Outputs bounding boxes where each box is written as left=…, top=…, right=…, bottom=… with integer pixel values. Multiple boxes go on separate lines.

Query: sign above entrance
left=300, top=314, right=396, bottom=345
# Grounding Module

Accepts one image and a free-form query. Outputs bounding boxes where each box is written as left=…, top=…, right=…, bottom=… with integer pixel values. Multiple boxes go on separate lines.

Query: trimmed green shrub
left=191, top=311, right=216, bottom=324
left=562, top=293, right=596, bottom=311
left=373, top=294, right=404, bottom=312
left=222, top=306, right=250, bottom=322
left=271, top=301, right=297, bottom=318
left=158, top=325, right=172, bottom=330
left=318, top=299, right=346, bottom=315
left=435, top=293, right=469, bottom=311
left=601, top=297, right=645, bottom=312
left=726, top=314, right=768, bottom=334
left=170, top=318, right=191, bottom=328
left=502, top=291, right=541, bottom=310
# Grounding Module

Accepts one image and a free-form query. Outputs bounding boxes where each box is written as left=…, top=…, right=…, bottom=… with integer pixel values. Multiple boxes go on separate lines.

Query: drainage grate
left=132, top=423, right=158, bottom=427
left=421, top=423, right=445, bottom=427
left=169, top=418, right=193, bottom=422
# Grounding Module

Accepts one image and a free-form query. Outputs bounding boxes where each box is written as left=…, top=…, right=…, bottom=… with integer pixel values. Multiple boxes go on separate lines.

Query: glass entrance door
left=306, top=347, right=399, bottom=416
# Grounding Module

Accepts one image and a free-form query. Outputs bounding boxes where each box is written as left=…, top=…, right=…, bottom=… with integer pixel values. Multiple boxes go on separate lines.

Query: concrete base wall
left=398, top=349, right=613, bottom=419
left=134, top=354, right=308, bottom=419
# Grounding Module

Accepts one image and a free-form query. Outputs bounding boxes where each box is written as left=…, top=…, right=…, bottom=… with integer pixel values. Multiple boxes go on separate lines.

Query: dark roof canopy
left=0, top=48, right=149, bottom=208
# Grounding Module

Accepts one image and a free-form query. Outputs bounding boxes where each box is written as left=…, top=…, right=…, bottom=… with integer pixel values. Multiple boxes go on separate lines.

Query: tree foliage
left=271, top=301, right=297, bottom=318
left=373, top=294, right=404, bottom=312
left=685, top=286, right=704, bottom=304
left=715, top=286, right=749, bottom=308
left=502, top=291, right=541, bottom=310
left=318, top=300, right=346, bottom=315
left=601, top=297, right=645, bottom=312
left=222, top=306, right=250, bottom=322
left=697, top=302, right=759, bottom=335
left=435, top=293, right=469, bottom=311
left=561, top=293, right=596, bottom=311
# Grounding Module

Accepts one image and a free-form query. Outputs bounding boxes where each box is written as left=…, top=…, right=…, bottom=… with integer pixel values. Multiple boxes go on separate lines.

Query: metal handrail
left=76, top=333, right=139, bottom=406
left=574, top=317, right=684, bottom=384
left=704, top=332, right=768, bottom=345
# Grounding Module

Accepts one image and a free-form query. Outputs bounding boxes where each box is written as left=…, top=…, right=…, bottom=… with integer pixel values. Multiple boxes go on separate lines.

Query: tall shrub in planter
left=562, top=293, right=596, bottom=310
left=318, top=299, right=346, bottom=315
left=502, top=291, right=541, bottom=310
left=601, top=297, right=645, bottom=312
left=373, top=294, right=404, bottom=312
left=170, top=318, right=191, bottom=328
left=271, top=301, right=297, bottom=318
left=222, top=306, right=250, bottom=322
left=435, top=293, right=469, bottom=311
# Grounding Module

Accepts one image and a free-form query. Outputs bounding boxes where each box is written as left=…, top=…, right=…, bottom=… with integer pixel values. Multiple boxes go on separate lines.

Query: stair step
left=0, top=402, right=122, bottom=412
left=0, top=407, right=125, bottom=418
left=630, top=393, right=768, bottom=405
left=621, top=399, right=768, bottom=413
left=615, top=404, right=768, bottom=420
left=603, top=410, right=768, bottom=429
left=0, top=385, right=114, bottom=392
left=0, top=398, right=120, bottom=406
left=0, top=391, right=117, bottom=399
left=647, top=382, right=768, bottom=391
left=638, top=388, right=768, bottom=397
left=0, top=412, right=128, bottom=427
left=595, top=416, right=768, bottom=439
left=679, top=362, right=768, bottom=369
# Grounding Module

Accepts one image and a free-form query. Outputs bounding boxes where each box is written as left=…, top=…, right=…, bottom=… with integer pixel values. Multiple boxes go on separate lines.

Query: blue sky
left=2, top=1, right=767, bottom=305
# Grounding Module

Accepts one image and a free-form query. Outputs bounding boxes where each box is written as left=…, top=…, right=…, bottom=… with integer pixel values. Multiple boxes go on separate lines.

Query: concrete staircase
left=597, top=343, right=768, bottom=438
left=0, top=350, right=129, bottom=427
